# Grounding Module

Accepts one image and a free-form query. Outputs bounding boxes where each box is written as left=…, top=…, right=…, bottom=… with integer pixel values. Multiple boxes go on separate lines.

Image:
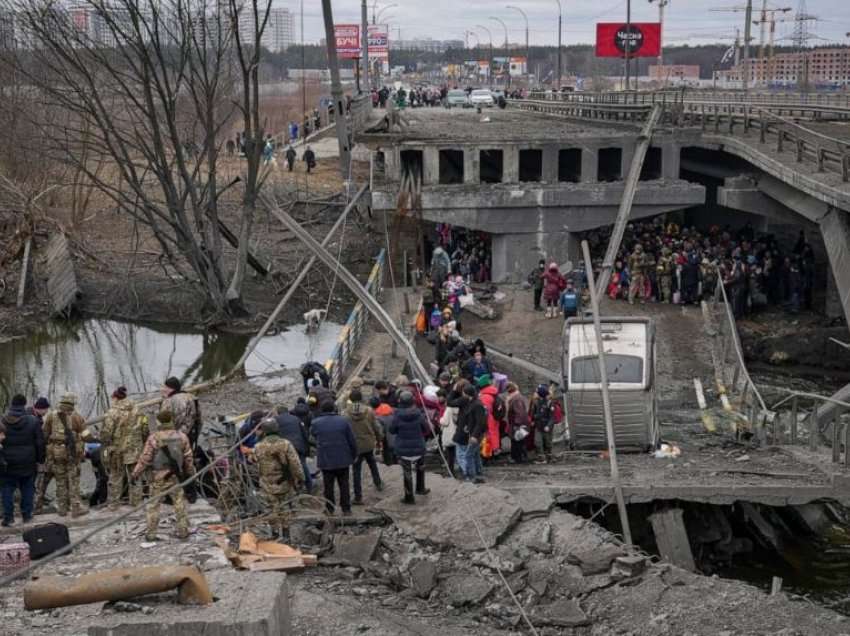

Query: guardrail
left=704, top=278, right=770, bottom=441
left=514, top=92, right=850, bottom=182
left=324, top=248, right=386, bottom=388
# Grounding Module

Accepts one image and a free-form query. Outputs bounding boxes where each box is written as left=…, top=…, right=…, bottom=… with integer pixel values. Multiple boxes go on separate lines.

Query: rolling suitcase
left=23, top=523, right=70, bottom=560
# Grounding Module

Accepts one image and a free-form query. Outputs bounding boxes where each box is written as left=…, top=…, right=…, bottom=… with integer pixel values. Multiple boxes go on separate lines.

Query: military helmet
left=260, top=418, right=278, bottom=435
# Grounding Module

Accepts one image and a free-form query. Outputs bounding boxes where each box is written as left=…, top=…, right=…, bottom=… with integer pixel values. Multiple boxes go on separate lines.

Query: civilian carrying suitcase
left=22, top=523, right=70, bottom=560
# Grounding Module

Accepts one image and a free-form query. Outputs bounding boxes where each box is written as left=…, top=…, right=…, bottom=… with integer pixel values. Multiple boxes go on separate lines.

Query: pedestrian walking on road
left=311, top=400, right=357, bottom=515
left=543, top=262, right=566, bottom=318
left=389, top=391, right=429, bottom=504
left=1, top=395, right=44, bottom=526
left=303, top=146, right=316, bottom=173
left=285, top=145, right=297, bottom=171
left=528, top=259, right=545, bottom=311
left=345, top=390, right=384, bottom=505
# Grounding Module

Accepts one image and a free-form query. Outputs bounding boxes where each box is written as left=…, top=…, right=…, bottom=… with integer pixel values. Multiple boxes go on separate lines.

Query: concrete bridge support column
left=464, top=147, right=478, bottom=185
left=662, top=143, right=680, bottom=180
left=503, top=146, right=519, bottom=184
left=491, top=229, right=580, bottom=284
left=820, top=207, right=850, bottom=325
left=423, top=147, right=439, bottom=185
left=581, top=146, right=598, bottom=183
left=542, top=145, right=558, bottom=183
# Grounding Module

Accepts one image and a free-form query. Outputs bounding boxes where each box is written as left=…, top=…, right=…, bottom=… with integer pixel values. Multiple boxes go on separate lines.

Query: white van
left=562, top=317, right=659, bottom=452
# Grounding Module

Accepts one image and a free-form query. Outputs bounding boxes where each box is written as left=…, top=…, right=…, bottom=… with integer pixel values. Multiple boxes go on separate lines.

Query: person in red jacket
left=476, top=375, right=501, bottom=458
left=543, top=262, right=567, bottom=319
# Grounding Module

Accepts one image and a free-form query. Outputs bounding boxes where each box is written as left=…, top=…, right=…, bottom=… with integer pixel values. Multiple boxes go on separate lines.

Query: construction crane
left=710, top=2, right=756, bottom=90
left=750, top=3, right=792, bottom=60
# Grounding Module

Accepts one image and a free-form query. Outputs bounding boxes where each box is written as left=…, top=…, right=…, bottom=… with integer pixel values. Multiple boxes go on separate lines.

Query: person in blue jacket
left=389, top=391, right=430, bottom=505
left=559, top=279, right=581, bottom=319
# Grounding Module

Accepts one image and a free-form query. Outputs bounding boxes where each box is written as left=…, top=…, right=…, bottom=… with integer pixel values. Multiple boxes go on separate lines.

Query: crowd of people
left=581, top=217, right=818, bottom=318
left=372, top=85, right=529, bottom=109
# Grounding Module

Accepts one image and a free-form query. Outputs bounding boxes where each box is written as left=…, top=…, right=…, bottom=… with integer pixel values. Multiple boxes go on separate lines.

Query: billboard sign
left=367, top=24, right=389, bottom=61
left=334, top=23, right=360, bottom=59
left=596, top=22, right=661, bottom=58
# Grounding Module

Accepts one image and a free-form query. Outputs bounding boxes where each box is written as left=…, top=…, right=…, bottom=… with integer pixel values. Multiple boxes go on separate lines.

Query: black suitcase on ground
left=23, top=523, right=70, bottom=560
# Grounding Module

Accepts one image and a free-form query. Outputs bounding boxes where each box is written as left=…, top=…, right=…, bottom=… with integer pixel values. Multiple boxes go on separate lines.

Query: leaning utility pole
left=321, top=0, right=352, bottom=176
left=593, top=103, right=662, bottom=303
left=582, top=240, right=633, bottom=545
left=742, top=0, right=753, bottom=93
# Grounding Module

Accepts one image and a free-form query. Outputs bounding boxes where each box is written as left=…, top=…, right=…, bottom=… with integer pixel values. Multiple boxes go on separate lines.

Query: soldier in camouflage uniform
left=254, top=418, right=304, bottom=535
left=657, top=247, right=674, bottom=303
left=627, top=244, right=649, bottom=304
left=101, top=386, right=141, bottom=509
left=132, top=410, right=194, bottom=541
left=42, top=393, right=87, bottom=517
left=159, top=377, right=197, bottom=434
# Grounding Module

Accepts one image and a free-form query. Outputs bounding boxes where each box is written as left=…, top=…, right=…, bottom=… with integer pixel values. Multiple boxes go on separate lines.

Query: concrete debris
left=106, top=601, right=155, bottom=615
left=568, top=543, right=626, bottom=575
left=332, top=531, right=382, bottom=567
left=531, top=599, right=591, bottom=627
left=649, top=508, right=696, bottom=572
left=611, top=555, right=649, bottom=580
left=442, top=574, right=495, bottom=606
left=372, top=470, right=521, bottom=550
left=408, top=559, right=437, bottom=598
left=469, top=549, right=523, bottom=574
left=24, top=565, right=213, bottom=610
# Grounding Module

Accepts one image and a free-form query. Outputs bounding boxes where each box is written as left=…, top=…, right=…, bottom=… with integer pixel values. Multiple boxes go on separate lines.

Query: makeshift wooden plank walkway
left=45, top=232, right=80, bottom=316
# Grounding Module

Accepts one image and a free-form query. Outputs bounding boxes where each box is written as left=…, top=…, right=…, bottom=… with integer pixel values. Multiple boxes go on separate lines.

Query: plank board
left=45, top=233, right=80, bottom=316
left=649, top=508, right=696, bottom=572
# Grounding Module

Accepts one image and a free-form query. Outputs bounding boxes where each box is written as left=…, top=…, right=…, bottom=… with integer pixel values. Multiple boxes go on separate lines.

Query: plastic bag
left=480, top=435, right=492, bottom=458
left=513, top=426, right=529, bottom=442
left=415, top=308, right=426, bottom=334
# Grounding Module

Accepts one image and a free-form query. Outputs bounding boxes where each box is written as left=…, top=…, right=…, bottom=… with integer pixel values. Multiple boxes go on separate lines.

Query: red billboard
left=334, top=24, right=361, bottom=59
left=367, top=25, right=389, bottom=61
left=596, top=23, right=661, bottom=58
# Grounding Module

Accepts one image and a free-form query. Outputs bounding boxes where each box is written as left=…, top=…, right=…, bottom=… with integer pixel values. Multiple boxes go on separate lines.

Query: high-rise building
left=239, top=5, right=293, bottom=52
left=717, top=47, right=850, bottom=87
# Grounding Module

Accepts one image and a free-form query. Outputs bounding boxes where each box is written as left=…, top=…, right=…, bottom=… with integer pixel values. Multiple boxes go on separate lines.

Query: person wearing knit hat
left=371, top=397, right=396, bottom=466
left=102, top=385, right=143, bottom=510
left=159, top=376, right=197, bottom=434
left=133, top=404, right=195, bottom=541
left=42, top=392, right=87, bottom=517
left=1, top=395, right=44, bottom=525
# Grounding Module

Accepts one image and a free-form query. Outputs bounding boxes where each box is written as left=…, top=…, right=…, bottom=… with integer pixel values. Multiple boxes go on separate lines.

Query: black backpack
left=492, top=396, right=507, bottom=423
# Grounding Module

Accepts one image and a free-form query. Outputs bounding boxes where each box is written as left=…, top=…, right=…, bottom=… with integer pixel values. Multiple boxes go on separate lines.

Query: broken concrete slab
left=84, top=569, right=289, bottom=636
left=499, top=485, right=555, bottom=518
left=442, top=574, right=495, bottom=606
left=372, top=468, right=521, bottom=551
left=611, top=555, right=649, bottom=580
left=469, top=549, right=523, bottom=574
left=332, top=531, right=382, bottom=567
left=567, top=543, right=626, bottom=575
left=409, top=560, right=437, bottom=598
left=649, top=507, right=696, bottom=572
left=531, top=599, right=591, bottom=628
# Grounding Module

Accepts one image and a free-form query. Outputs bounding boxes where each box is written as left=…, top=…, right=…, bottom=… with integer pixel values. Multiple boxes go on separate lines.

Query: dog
left=303, top=308, right=327, bottom=333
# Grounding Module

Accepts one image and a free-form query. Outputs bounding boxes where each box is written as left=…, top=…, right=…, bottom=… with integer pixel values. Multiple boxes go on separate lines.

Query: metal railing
left=705, top=277, right=770, bottom=442
left=707, top=277, right=850, bottom=460
left=324, top=248, right=386, bottom=388
left=514, top=91, right=850, bottom=182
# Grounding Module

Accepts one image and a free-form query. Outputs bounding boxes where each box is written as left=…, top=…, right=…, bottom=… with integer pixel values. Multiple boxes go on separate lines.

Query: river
left=0, top=318, right=342, bottom=418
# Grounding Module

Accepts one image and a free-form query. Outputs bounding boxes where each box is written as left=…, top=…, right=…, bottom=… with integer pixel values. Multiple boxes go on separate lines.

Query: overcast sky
left=289, top=0, right=849, bottom=49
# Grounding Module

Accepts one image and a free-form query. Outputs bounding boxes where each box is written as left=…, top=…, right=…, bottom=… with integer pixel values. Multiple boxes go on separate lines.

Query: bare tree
left=3, top=0, right=273, bottom=316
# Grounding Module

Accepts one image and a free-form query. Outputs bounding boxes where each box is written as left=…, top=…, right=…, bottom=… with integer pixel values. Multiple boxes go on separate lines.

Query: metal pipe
left=361, top=0, right=369, bottom=91
left=506, top=5, right=529, bottom=74
left=25, top=566, right=213, bottom=610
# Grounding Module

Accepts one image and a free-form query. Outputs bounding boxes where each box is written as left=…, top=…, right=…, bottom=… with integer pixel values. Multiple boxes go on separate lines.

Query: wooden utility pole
left=320, top=0, right=352, bottom=176
left=593, top=103, right=662, bottom=304
left=582, top=240, right=633, bottom=545
left=361, top=0, right=369, bottom=90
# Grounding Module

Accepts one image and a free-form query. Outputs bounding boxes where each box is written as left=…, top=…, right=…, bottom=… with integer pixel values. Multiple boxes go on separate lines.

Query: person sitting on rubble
left=389, top=391, right=429, bottom=505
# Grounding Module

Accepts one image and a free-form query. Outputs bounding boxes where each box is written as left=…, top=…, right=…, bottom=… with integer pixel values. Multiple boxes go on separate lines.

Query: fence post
left=845, top=422, right=850, bottom=467
left=777, top=129, right=784, bottom=153
left=790, top=396, right=798, bottom=445
left=808, top=400, right=819, bottom=451
left=796, top=139, right=804, bottom=163
left=843, top=155, right=850, bottom=183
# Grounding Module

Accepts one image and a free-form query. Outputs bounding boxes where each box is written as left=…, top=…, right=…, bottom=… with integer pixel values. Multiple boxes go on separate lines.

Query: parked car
left=490, top=89, right=505, bottom=101
left=470, top=89, right=495, bottom=107
left=446, top=89, right=470, bottom=108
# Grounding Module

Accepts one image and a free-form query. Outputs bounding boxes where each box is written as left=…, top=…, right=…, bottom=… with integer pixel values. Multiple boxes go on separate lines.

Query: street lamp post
left=555, top=0, right=562, bottom=91
left=475, top=24, right=494, bottom=85
left=506, top=5, right=529, bottom=77
left=375, top=4, right=396, bottom=24
left=489, top=16, right=509, bottom=87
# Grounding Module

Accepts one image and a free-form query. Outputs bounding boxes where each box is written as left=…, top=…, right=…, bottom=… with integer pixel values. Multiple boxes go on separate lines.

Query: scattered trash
left=140, top=542, right=158, bottom=549
left=653, top=444, right=682, bottom=459
left=0, top=542, right=30, bottom=575
left=217, top=531, right=318, bottom=572
left=24, top=565, right=213, bottom=610
left=735, top=454, right=750, bottom=462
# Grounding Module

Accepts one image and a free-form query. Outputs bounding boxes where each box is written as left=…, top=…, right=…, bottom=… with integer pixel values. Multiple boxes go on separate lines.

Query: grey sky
left=290, top=0, right=849, bottom=49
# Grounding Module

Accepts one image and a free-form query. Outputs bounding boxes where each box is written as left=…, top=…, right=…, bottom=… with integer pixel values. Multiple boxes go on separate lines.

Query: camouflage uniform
left=43, top=394, right=86, bottom=517
left=627, top=246, right=648, bottom=304
left=121, top=412, right=150, bottom=507
left=159, top=392, right=197, bottom=434
left=101, top=396, right=141, bottom=509
left=657, top=250, right=674, bottom=303
left=254, top=431, right=304, bottom=533
left=133, top=413, right=194, bottom=541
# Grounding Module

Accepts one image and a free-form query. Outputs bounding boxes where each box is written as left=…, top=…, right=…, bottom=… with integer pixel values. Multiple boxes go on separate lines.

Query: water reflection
left=0, top=319, right=341, bottom=418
